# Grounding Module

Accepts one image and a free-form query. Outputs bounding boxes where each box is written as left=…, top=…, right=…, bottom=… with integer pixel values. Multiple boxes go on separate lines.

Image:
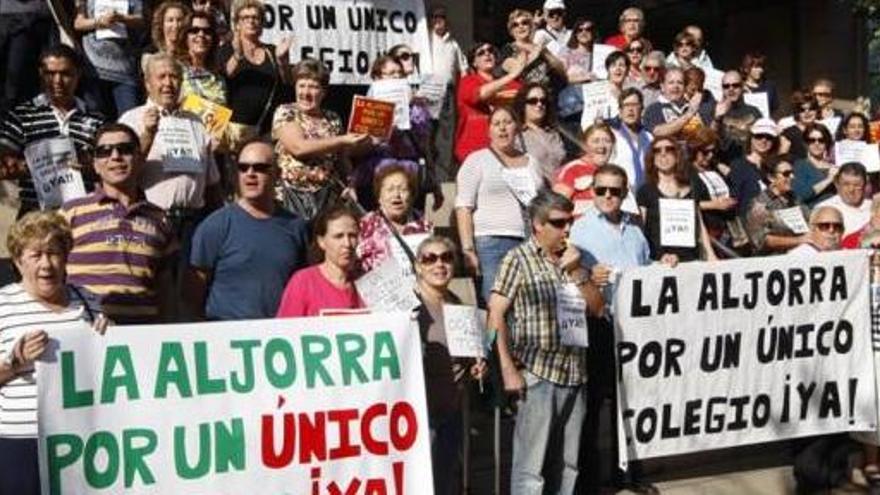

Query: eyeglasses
left=653, top=145, right=676, bottom=154
left=777, top=170, right=794, bottom=178
left=546, top=217, right=574, bottom=229
left=94, top=142, right=137, bottom=158
left=396, top=52, right=413, bottom=61
left=525, top=97, right=546, bottom=105
left=237, top=161, right=273, bottom=174
left=419, top=251, right=454, bottom=265
left=622, top=17, right=641, bottom=23
left=677, top=41, right=695, bottom=48
left=800, top=106, right=818, bottom=113
left=475, top=47, right=494, bottom=57
left=511, top=20, right=532, bottom=29
left=813, top=91, right=832, bottom=97
left=576, top=25, right=593, bottom=33
left=594, top=186, right=624, bottom=198
left=187, top=27, right=213, bottom=36
left=806, top=136, right=826, bottom=144
left=644, top=66, right=662, bottom=73
left=813, top=221, right=844, bottom=233
left=752, top=134, right=775, bottom=141
left=722, top=82, right=742, bottom=89
left=627, top=46, right=644, bottom=53
left=699, top=147, right=717, bottom=155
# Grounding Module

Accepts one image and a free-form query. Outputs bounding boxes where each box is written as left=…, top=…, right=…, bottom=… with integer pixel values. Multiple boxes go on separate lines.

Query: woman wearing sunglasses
left=181, top=11, right=226, bottom=106
left=792, top=123, right=837, bottom=207
left=456, top=106, right=543, bottom=305
left=513, top=82, right=566, bottom=181
left=412, top=235, right=486, bottom=495
left=779, top=91, right=819, bottom=159
left=666, top=31, right=697, bottom=70
left=688, top=128, right=746, bottom=251
left=498, top=9, right=566, bottom=88
left=624, top=39, right=647, bottom=86
left=454, top=41, right=524, bottom=164
left=745, top=155, right=811, bottom=254
left=637, top=137, right=716, bottom=264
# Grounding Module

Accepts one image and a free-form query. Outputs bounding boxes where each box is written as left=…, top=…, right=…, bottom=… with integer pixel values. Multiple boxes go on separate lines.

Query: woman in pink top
left=276, top=205, right=365, bottom=317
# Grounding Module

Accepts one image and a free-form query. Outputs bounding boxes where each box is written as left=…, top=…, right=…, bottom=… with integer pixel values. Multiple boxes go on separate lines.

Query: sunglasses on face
left=511, top=20, right=532, bottom=29
left=419, top=251, right=454, bottom=265
left=546, top=217, right=574, bottom=229
left=576, top=25, right=593, bottom=33
left=627, top=46, right=644, bottom=53
left=800, top=106, right=818, bottom=113
left=677, top=41, right=694, bottom=47
left=653, top=145, right=676, bottom=154
left=94, top=142, right=137, bottom=158
left=722, top=82, right=742, bottom=89
left=806, top=136, right=826, bottom=144
left=813, top=91, right=832, bottom=98
left=777, top=170, right=794, bottom=178
left=753, top=134, right=775, bottom=141
left=475, top=47, right=494, bottom=57
left=237, top=161, right=273, bottom=174
left=525, top=97, right=546, bottom=105
left=187, top=27, right=213, bottom=36
left=594, top=186, right=624, bottom=198
left=644, top=66, right=662, bottom=73
left=547, top=9, right=565, bottom=17
left=813, top=221, right=844, bottom=233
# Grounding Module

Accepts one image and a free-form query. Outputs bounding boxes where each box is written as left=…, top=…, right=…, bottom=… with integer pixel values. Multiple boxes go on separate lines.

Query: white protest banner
left=261, top=0, right=431, bottom=85
left=156, top=117, right=202, bottom=174
left=443, top=304, right=487, bottom=358
left=775, top=206, right=809, bottom=234
left=416, top=74, right=447, bottom=119
left=835, top=139, right=880, bottom=173
left=557, top=283, right=589, bottom=347
left=356, top=257, right=420, bottom=312
left=389, top=232, right=430, bottom=278
left=613, top=251, right=876, bottom=465
left=744, top=91, right=770, bottom=119
left=580, top=80, right=619, bottom=129
left=704, top=68, right=724, bottom=101
left=368, top=78, right=412, bottom=131
left=591, top=43, right=617, bottom=80
left=23, top=138, right=86, bottom=209
left=658, top=198, right=696, bottom=248
left=854, top=281, right=880, bottom=445
left=37, top=314, right=432, bottom=494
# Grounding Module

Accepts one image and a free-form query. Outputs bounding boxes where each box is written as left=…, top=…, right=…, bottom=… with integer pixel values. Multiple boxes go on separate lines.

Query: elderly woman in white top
left=455, top=105, right=544, bottom=305
left=0, top=212, right=107, bottom=495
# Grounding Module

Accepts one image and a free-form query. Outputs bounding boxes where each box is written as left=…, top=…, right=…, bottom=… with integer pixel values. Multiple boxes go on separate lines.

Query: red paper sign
left=348, top=95, right=396, bottom=139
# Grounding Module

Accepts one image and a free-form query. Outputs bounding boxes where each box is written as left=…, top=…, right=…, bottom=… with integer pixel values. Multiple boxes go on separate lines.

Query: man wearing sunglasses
left=789, top=206, right=844, bottom=255
left=815, top=162, right=871, bottom=237
left=188, top=138, right=308, bottom=320
left=488, top=190, right=603, bottom=494
left=533, top=0, right=571, bottom=54
left=713, top=70, right=762, bottom=163
left=61, top=123, right=177, bottom=324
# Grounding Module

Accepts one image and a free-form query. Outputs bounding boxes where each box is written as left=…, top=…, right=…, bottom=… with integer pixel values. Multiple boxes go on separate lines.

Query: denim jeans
left=475, top=235, right=522, bottom=307
left=511, top=370, right=587, bottom=495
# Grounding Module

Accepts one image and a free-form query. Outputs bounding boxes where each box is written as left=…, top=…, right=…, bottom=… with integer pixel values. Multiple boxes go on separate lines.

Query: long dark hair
left=512, top=82, right=558, bottom=128
left=645, top=138, right=690, bottom=186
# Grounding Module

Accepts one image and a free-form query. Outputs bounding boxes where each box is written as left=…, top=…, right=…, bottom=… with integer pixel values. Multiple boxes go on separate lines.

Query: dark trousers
left=578, top=317, right=617, bottom=494
left=0, top=15, right=53, bottom=107
left=0, top=437, right=39, bottom=495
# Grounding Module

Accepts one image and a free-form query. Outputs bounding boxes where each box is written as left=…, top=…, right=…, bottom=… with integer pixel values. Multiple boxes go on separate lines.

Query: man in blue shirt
left=188, top=138, right=309, bottom=320
left=569, top=164, right=653, bottom=494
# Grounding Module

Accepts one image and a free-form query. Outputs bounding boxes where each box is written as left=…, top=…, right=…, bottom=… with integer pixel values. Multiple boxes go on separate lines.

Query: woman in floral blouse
left=272, top=59, right=369, bottom=220
left=357, top=164, right=432, bottom=273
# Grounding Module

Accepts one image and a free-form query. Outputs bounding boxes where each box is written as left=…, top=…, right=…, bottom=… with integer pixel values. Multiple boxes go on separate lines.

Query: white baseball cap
left=750, top=118, right=779, bottom=137
left=544, top=0, right=566, bottom=10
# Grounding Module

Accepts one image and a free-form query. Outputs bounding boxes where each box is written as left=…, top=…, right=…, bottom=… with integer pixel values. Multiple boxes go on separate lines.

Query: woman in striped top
left=0, top=211, right=108, bottom=495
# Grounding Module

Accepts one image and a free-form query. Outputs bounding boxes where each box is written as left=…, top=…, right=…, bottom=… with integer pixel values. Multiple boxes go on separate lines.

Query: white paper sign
left=390, top=232, right=431, bottom=277
left=580, top=80, right=619, bottom=129
left=835, top=140, right=880, bottom=173
left=776, top=206, right=809, bottom=234
left=23, top=138, right=86, bottom=209
left=94, top=0, right=129, bottom=40
left=659, top=198, right=696, bottom=248
left=704, top=68, right=724, bottom=101
left=356, top=257, right=420, bottom=312
left=501, top=166, right=538, bottom=206
left=744, top=91, right=770, bottom=118
left=591, top=43, right=618, bottom=80
left=417, top=74, right=447, bottom=119
left=367, top=78, right=412, bottom=131
left=157, top=117, right=202, bottom=174
left=443, top=304, right=487, bottom=358
left=36, top=314, right=434, bottom=494
left=614, top=252, right=875, bottom=463
left=557, top=282, right=589, bottom=347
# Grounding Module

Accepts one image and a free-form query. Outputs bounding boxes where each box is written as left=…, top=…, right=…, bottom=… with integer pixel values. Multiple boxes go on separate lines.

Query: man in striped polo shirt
left=0, top=45, right=105, bottom=217
left=61, top=123, right=178, bottom=324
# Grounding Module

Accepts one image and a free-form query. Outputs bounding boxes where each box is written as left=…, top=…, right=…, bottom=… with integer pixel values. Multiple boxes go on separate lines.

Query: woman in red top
left=553, top=123, right=616, bottom=216
left=454, top=42, right=524, bottom=164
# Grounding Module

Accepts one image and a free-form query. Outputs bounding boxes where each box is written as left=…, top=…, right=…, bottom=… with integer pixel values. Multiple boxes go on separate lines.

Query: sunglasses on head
left=94, top=142, right=137, bottom=158
left=546, top=217, right=574, bottom=229
left=419, top=251, right=454, bottom=264
left=594, top=186, right=624, bottom=198
left=813, top=221, right=844, bottom=233
left=187, top=27, right=212, bottom=35
left=237, top=161, right=273, bottom=174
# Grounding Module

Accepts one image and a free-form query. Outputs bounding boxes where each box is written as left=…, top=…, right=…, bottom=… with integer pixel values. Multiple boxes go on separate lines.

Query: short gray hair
left=143, top=53, right=183, bottom=81
left=528, top=189, right=573, bottom=223
left=416, top=235, right=458, bottom=261
left=809, top=206, right=843, bottom=225
left=645, top=50, right=666, bottom=67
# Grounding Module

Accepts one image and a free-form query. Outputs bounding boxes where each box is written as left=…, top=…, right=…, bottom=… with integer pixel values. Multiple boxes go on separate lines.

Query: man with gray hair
left=488, top=189, right=604, bottom=494
left=640, top=50, right=665, bottom=108
left=789, top=206, right=844, bottom=255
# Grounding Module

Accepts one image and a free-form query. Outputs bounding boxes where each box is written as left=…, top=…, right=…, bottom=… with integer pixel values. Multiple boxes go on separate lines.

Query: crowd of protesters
left=0, top=0, right=879, bottom=494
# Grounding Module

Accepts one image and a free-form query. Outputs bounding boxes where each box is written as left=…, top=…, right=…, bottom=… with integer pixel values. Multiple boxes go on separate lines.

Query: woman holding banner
left=413, top=235, right=486, bottom=495
left=455, top=106, right=543, bottom=305
left=273, top=59, right=369, bottom=221
left=745, top=155, right=812, bottom=254
left=514, top=82, right=566, bottom=181
left=0, top=212, right=108, bottom=495
left=357, top=164, right=432, bottom=273
left=276, top=204, right=365, bottom=317
left=637, top=136, right=716, bottom=263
